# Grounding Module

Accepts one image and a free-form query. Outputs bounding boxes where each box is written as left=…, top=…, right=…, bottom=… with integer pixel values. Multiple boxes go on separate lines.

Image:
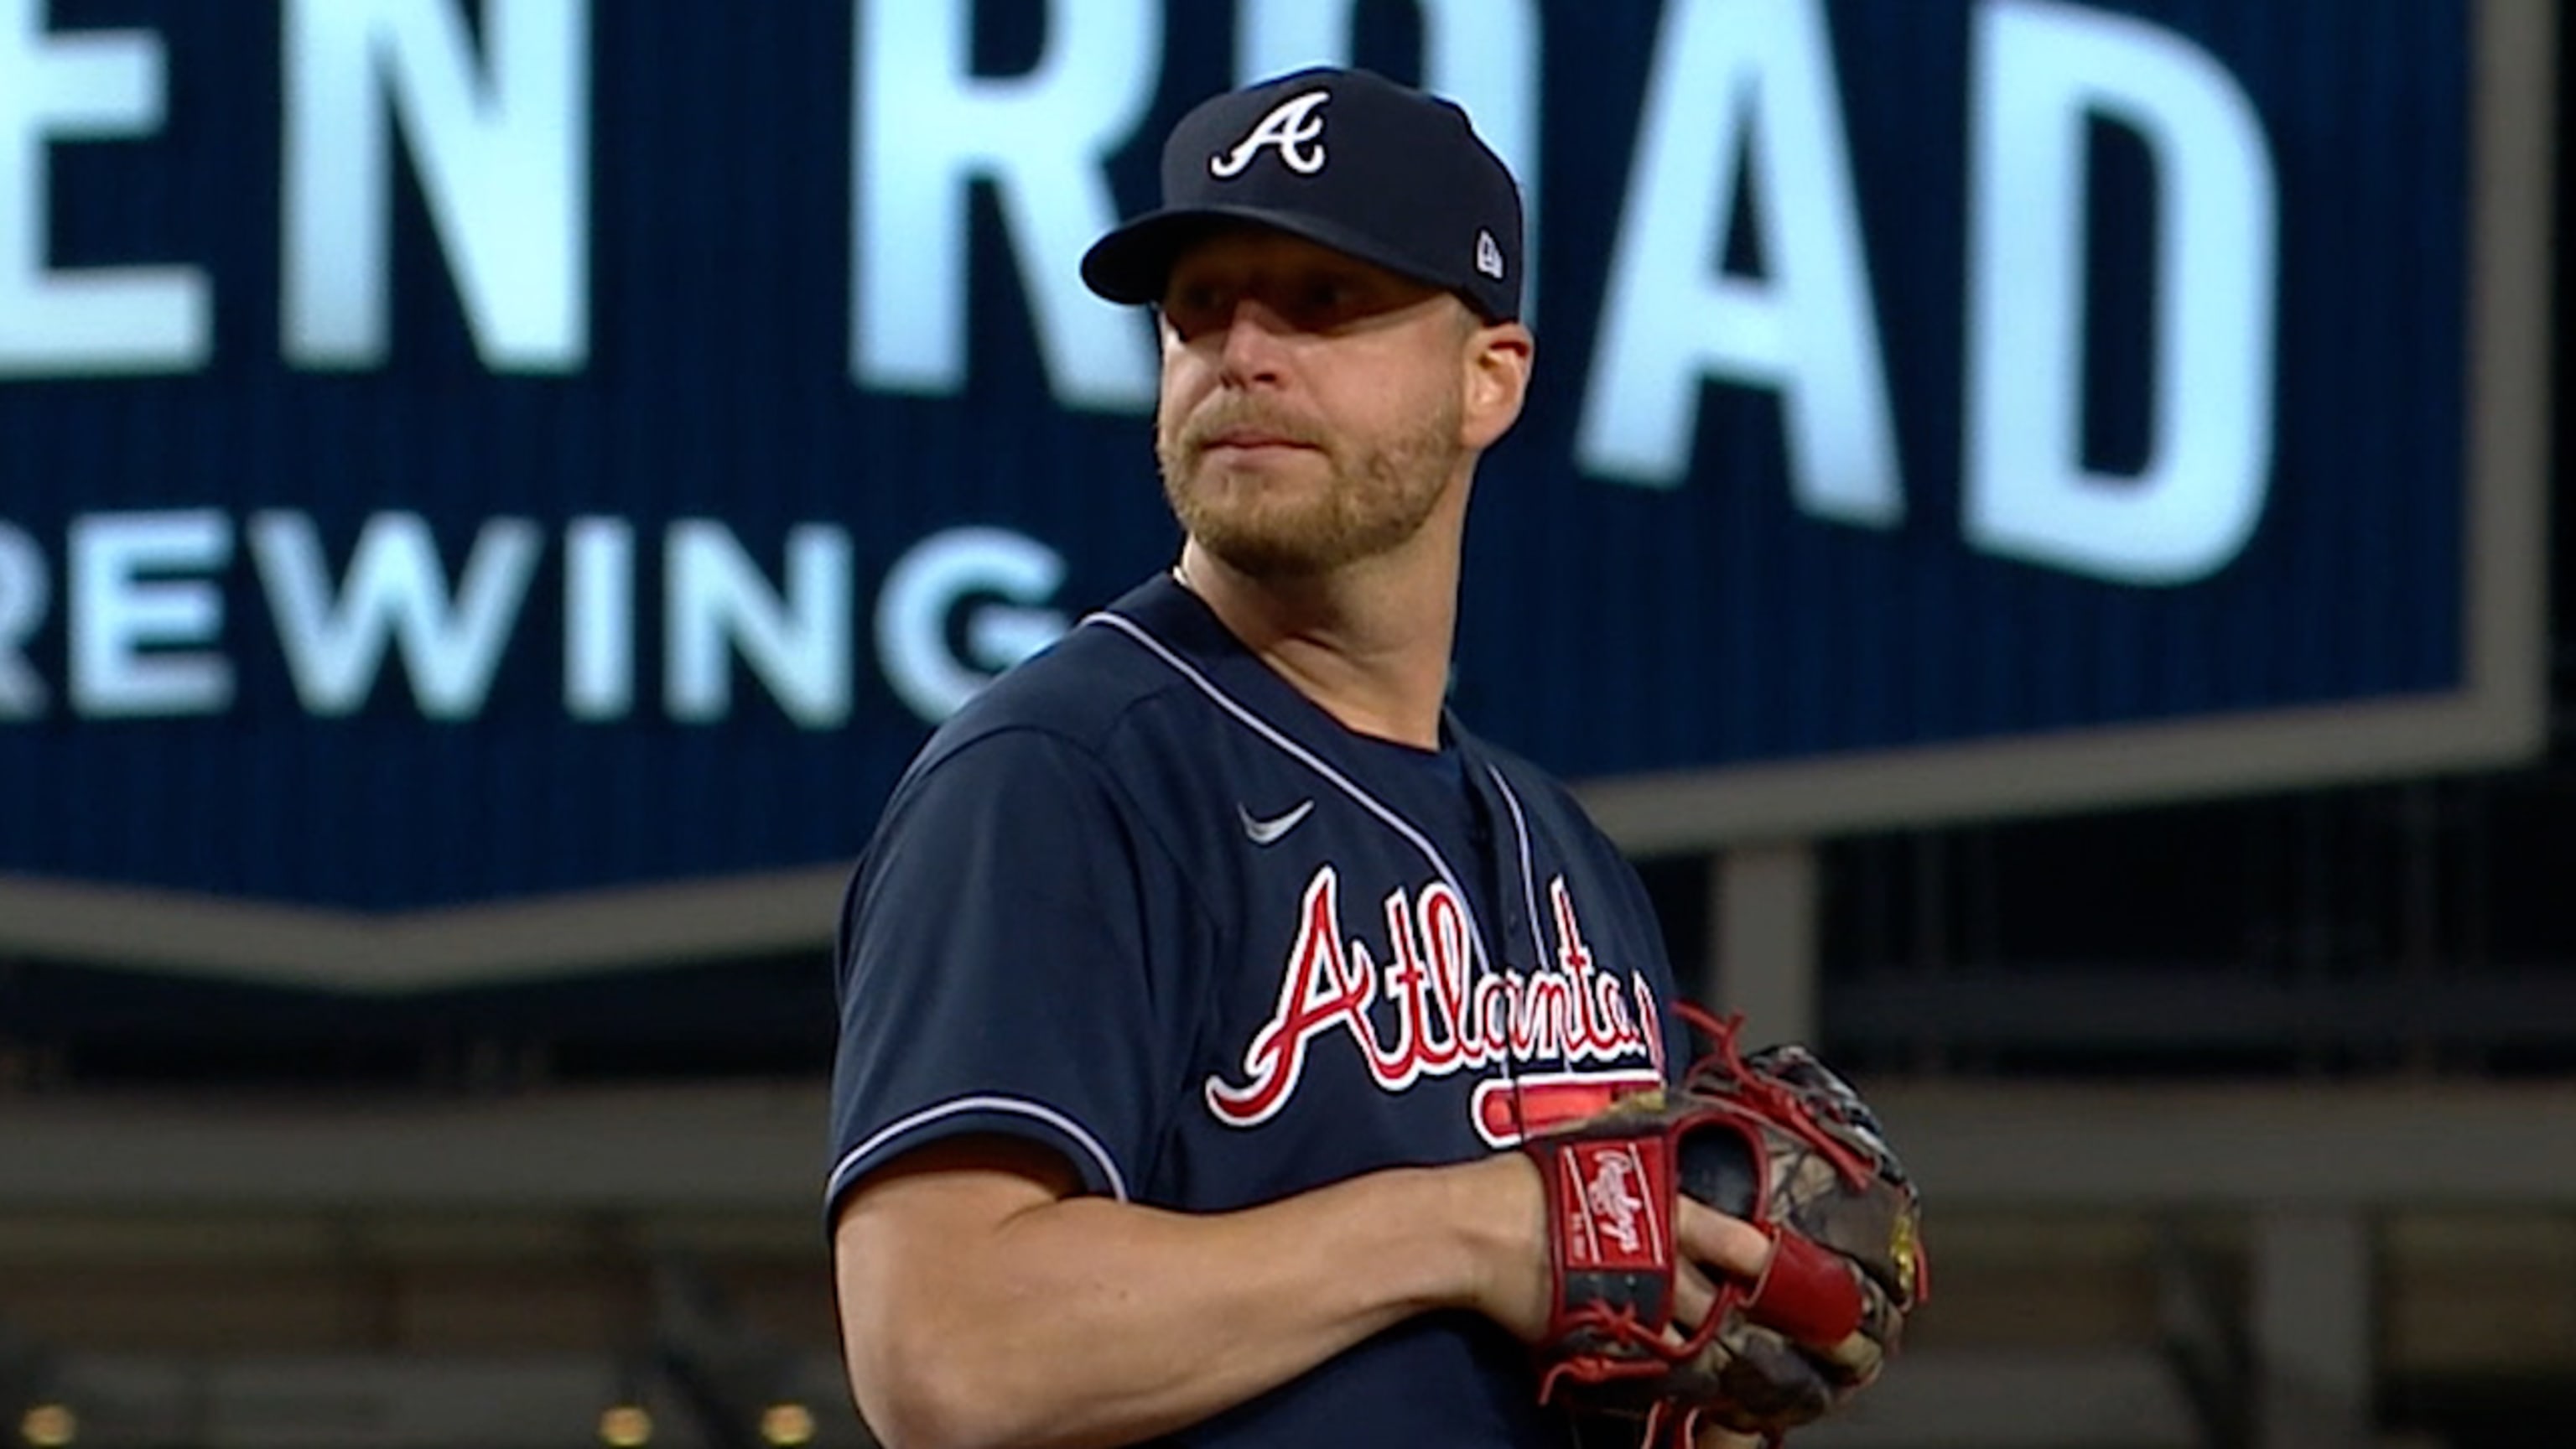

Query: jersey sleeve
left=824, top=726, right=1204, bottom=1222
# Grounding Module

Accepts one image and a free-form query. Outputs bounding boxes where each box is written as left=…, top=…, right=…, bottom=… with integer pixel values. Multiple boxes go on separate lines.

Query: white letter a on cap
left=1211, top=91, right=1331, bottom=177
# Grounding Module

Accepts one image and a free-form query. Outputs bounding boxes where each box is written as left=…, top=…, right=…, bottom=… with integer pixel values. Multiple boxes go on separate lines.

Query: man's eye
left=1161, top=288, right=1225, bottom=337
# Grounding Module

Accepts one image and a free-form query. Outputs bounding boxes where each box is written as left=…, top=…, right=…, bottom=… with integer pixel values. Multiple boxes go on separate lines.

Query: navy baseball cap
left=1081, top=66, right=1524, bottom=323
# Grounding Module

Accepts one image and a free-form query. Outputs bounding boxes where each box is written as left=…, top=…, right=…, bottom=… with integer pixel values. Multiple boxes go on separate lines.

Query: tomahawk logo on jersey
left=828, top=573, right=1688, bottom=1446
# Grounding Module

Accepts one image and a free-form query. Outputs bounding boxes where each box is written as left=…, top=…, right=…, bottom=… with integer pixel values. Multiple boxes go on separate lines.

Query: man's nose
left=1213, top=299, right=1291, bottom=384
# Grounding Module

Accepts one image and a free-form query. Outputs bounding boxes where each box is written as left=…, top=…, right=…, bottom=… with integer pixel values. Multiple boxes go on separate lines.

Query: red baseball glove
left=1518, top=1007, right=1926, bottom=1446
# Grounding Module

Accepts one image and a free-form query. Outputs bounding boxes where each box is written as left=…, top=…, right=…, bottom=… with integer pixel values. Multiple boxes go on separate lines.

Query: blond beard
left=1157, top=393, right=1462, bottom=579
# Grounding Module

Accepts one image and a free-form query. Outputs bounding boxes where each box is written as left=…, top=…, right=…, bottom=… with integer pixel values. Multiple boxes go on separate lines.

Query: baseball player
left=827, top=68, right=1775, bottom=1449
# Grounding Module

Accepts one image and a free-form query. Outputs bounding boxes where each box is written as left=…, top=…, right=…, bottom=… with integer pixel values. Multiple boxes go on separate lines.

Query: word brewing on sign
left=0, top=514, right=1066, bottom=726
left=0, top=0, right=2277, bottom=587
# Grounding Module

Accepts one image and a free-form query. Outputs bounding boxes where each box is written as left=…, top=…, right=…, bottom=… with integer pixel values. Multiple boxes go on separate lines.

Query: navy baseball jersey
left=827, top=572, right=1690, bottom=1448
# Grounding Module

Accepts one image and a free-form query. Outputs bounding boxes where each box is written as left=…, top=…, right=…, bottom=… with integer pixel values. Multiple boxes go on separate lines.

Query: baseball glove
left=1518, top=1006, right=1925, bottom=1446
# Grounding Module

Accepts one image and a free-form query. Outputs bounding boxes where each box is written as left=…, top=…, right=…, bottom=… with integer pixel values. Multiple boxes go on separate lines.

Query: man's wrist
left=1426, top=1153, right=1548, bottom=1337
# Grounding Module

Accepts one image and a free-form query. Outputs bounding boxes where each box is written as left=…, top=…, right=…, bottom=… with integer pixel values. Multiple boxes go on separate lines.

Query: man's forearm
left=835, top=1154, right=1544, bottom=1449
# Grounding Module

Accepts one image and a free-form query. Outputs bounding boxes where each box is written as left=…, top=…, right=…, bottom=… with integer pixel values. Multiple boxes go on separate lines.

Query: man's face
left=1153, top=227, right=1479, bottom=579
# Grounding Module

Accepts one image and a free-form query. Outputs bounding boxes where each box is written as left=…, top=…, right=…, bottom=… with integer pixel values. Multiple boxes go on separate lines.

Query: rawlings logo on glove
left=1556, top=1140, right=1668, bottom=1268
left=1518, top=1006, right=1926, bottom=1446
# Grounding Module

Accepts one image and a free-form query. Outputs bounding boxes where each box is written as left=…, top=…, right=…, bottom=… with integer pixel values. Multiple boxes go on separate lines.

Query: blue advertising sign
left=0, top=0, right=2550, bottom=982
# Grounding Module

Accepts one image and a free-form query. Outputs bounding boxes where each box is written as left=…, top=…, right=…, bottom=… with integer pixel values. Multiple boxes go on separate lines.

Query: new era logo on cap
left=1080, top=66, right=1525, bottom=324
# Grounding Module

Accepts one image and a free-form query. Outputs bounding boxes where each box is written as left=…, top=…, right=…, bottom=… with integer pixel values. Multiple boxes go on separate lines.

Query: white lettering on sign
left=0, top=0, right=209, bottom=376
left=251, top=511, right=543, bottom=718
left=1965, top=0, right=2277, bottom=584
left=283, top=0, right=589, bottom=371
left=0, top=521, right=47, bottom=718
left=0, top=0, right=2291, bottom=589
left=1576, top=0, right=1901, bottom=530
left=564, top=515, right=634, bottom=720
left=852, top=0, right=1157, bottom=410
left=0, top=512, right=1076, bottom=727
left=666, top=521, right=853, bottom=728
left=69, top=509, right=234, bottom=717
left=875, top=527, right=1067, bottom=722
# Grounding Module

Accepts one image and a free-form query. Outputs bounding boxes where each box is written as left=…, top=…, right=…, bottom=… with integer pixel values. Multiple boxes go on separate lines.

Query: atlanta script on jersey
left=828, top=574, right=1689, bottom=1449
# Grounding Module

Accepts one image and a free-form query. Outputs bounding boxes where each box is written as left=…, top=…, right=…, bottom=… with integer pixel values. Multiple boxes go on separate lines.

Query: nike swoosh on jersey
left=1237, top=799, right=1316, bottom=845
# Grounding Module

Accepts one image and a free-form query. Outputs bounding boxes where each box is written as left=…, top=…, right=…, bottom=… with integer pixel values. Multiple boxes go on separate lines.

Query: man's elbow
left=832, top=1139, right=1083, bottom=1449
left=842, top=1335, right=1029, bottom=1449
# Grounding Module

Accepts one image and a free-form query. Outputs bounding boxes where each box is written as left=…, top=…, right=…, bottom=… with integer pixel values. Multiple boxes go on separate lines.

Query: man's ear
left=1460, top=320, right=1535, bottom=450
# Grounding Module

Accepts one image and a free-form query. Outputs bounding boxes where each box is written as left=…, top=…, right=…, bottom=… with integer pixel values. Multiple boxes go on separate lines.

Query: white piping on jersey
left=1483, top=766, right=1549, bottom=979
left=1482, top=766, right=1546, bottom=1145
left=1083, top=610, right=1503, bottom=981
left=825, top=1093, right=1131, bottom=1207
left=1485, top=762, right=1665, bottom=1085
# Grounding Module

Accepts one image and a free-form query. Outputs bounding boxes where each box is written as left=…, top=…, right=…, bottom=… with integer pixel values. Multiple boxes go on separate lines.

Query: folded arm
left=834, top=1135, right=1774, bottom=1449
left=834, top=1136, right=1585, bottom=1449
